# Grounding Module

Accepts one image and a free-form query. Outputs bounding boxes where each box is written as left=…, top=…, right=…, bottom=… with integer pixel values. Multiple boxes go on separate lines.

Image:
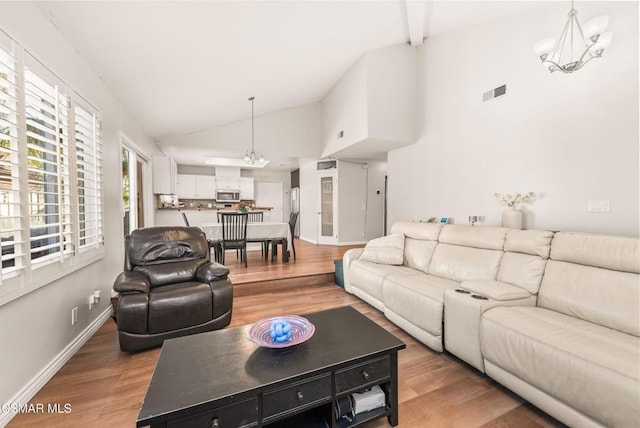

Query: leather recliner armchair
left=113, top=226, right=233, bottom=352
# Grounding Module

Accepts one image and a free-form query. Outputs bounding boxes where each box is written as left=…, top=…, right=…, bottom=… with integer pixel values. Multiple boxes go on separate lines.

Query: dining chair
left=246, top=211, right=268, bottom=258
left=182, top=211, right=223, bottom=263
left=247, top=211, right=263, bottom=222
left=271, top=211, right=299, bottom=262
left=220, top=212, right=248, bottom=267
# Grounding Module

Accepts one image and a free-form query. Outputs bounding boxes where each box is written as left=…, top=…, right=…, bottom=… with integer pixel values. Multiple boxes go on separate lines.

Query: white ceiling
left=37, top=0, right=545, bottom=167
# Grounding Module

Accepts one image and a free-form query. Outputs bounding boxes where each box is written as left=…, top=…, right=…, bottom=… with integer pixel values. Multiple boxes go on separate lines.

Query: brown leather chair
left=113, top=226, right=233, bottom=352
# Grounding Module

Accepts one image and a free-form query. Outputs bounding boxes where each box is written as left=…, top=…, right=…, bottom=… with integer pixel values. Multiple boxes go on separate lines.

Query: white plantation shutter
left=24, top=59, right=74, bottom=267
left=0, top=31, right=106, bottom=304
left=74, top=102, right=103, bottom=250
left=0, top=36, right=25, bottom=283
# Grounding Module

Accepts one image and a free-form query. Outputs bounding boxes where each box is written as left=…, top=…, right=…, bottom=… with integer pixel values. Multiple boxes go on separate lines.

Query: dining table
left=201, top=222, right=290, bottom=263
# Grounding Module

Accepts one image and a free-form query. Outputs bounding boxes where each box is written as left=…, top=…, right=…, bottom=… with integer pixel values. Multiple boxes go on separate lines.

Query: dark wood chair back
left=220, top=212, right=248, bottom=267
left=220, top=212, right=248, bottom=245
left=289, top=211, right=299, bottom=237
left=247, top=211, right=263, bottom=222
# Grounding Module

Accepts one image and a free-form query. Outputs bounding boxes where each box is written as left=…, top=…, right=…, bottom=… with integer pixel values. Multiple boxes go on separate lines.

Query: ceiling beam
left=405, top=0, right=426, bottom=46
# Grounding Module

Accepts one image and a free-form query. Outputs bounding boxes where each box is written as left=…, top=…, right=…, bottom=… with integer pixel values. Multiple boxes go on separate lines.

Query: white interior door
left=317, top=171, right=338, bottom=245
left=255, top=181, right=283, bottom=223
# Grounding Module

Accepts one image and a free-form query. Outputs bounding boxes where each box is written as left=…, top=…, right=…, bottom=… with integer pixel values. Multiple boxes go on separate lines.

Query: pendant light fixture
left=244, top=96, right=265, bottom=165
left=533, top=1, right=612, bottom=73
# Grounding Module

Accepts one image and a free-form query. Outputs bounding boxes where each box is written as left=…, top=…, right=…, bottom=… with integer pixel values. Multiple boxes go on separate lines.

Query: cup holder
left=455, top=289, right=471, bottom=294
left=471, top=294, right=489, bottom=300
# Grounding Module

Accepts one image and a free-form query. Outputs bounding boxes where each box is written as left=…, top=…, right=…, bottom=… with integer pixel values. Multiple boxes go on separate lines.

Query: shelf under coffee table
left=137, top=306, right=406, bottom=428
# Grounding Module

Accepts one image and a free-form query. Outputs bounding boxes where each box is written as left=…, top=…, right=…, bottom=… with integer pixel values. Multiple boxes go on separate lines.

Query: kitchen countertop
left=158, top=206, right=273, bottom=211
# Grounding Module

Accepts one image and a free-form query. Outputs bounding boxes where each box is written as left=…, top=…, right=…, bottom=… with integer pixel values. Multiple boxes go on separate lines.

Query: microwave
left=216, top=190, right=240, bottom=203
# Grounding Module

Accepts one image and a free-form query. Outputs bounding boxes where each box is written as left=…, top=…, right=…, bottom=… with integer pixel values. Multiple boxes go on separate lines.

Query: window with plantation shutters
left=0, top=31, right=106, bottom=305
left=0, top=37, right=24, bottom=282
left=24, top=62, right=74, bottom=267
left=74, top=102, right=103, bottom=251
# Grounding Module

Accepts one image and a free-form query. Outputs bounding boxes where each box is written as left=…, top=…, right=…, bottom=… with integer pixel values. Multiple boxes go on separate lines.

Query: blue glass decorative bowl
left=247, top=315, right=315, bottom=348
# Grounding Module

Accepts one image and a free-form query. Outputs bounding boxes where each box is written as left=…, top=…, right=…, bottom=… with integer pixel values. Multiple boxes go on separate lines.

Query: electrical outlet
left=88, top=291, right=101, bottom=310
left=71, top=307, right=78, bottom=325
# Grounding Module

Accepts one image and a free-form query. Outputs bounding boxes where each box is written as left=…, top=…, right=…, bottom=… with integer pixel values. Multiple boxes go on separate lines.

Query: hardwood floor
left=8, top=242, right=563, bottom=428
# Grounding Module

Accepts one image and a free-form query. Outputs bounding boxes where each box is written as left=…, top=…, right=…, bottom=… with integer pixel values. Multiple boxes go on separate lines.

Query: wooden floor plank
left=8, top=242, right=564, bottom=428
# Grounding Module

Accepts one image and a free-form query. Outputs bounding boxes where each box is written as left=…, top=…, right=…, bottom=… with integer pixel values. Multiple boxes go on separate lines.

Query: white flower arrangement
left=494, top=192, right=535, bottom=209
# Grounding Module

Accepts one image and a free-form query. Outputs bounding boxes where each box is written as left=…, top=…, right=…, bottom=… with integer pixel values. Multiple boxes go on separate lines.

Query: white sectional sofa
left=342, top=221, right=640, bottom=427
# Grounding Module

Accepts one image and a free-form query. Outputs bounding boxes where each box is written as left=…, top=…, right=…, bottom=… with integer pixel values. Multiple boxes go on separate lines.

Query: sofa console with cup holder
left=343, top=222, right=639, bottom=427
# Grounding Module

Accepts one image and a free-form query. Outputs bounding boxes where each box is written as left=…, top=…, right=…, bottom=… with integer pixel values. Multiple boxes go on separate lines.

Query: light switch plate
left=588, top=200, right=611, bottom=212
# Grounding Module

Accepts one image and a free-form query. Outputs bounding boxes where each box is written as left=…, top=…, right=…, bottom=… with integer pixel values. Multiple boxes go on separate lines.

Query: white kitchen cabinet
left=152, top=156, right=177, bottom=194
left=215, top=176, right=241, bottom=190
left=239, top=177, right=255, bottom=200
left=196, top=175, right=216, bottom=198
left=176, top=174, right=196, bottom=198
left=176, top=174, right=216, bottom=199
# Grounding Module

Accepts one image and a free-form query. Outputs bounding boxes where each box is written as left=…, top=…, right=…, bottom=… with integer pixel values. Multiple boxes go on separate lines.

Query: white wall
left=158, top=102, right=322, bottom=167
left=388, top=2, right=639, bottom=236
left=0, top=2, right=158, bottom=413
left=321, top=58, right=369, bottom=157
left=243, top=169, right=292, bottom=224
left=299, top=159, right=320, bottom=243
left=321, top=44, right=419, bottom=160
left=366, top=44, right=418, bottom=144
left=337, top=160, right=386, bottom=243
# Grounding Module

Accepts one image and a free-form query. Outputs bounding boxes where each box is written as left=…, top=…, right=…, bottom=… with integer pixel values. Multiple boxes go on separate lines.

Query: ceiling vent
left=482, top=84, right=507, bottom=102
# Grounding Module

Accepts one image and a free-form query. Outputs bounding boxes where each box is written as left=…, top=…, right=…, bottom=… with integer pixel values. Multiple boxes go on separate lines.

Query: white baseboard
left=338, top=241, right=368, bottom=246
left=0, top=306, right=113, bottom=428
left=299, top=236, right=317, bottom=244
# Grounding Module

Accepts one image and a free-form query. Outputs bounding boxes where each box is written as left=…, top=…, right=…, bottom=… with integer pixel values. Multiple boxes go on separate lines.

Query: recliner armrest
left=461, top=280, right=532, bottom=301
left=343, top=248, right=365, bottom=293
left=114, top=271, right=150, bottom=293
left=196, top=262, right=230, bottom=283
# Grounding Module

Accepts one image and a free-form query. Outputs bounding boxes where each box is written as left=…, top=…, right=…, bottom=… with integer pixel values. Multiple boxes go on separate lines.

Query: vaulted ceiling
left=37, top=1, right=544, bottom=167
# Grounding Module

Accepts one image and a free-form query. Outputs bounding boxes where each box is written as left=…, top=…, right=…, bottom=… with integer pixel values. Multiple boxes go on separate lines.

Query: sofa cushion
left=550, top=232, right=640, bottom=274
left=481, top=306, right=640, bottom=427
left=538, top=260, right=640, bottom=336
left=349, top=260, right=421, bottom=303
left=382, top=273, right=458, bottom=336
left=148, top=281, right=213, bottom=334
left=461, top=280, right=531, bottom=301
left=404, top=239, right=438, bottom=274
left=438, top=225, right=507, bottom=250
left=429, top=243, right=503, bottom=282
left=360, top=233, right=405, bottom=265
left=390, top=221, right=442, bottom=240
left=504, top=229, right=554, bottom=259
left=497, top=252, right=547, bottom=294
left=134, top=259, right=204, bottom=288
left=128, top=226, right=209, bottom=265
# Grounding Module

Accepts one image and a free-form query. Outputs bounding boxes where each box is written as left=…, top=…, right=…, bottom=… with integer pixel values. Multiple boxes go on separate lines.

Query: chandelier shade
left=534, top=1, right=612, bottom=73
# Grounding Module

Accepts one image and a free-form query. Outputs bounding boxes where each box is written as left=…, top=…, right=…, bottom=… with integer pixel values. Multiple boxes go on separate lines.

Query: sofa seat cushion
left=481, top=306, right=640, bottom=427
left=349, top=260, right=421, bottom=302
left=148, top=281, right=213, bottom=334
left=382, top=274, right=459, bottom=336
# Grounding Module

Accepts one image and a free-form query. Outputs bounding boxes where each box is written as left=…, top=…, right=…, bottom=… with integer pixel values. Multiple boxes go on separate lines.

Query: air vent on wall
left=482, top=84, right=507, bottom=102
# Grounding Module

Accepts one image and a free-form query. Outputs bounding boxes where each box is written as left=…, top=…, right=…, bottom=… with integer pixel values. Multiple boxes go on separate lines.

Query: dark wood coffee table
left=137, top=306, right=405, bottom=427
